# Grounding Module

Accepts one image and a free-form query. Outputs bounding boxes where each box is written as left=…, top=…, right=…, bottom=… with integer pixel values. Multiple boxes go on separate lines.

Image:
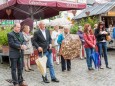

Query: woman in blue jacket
left=57, top=26, right=71, bottom=72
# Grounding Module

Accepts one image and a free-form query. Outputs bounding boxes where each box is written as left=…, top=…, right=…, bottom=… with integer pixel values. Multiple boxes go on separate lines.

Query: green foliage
left=70, top=16, right=99, bottom=34
left=47, top=26, right=54, bottom=30
left=0, top=28, right=11, bottom=46
left=79, top=16, right=99, bottom=28
left=70, top=22, right=79, bottom=34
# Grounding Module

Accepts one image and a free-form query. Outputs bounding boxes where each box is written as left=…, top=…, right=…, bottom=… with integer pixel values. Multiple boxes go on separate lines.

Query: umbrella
left=47, top=18, right=72, bottom=26
left=20, top=18, right=34, bottom=31
left=35, top=54, right=47, bottom=77
left=0, top=0, right=86, bottom=20
left=60, top=34, right=81, bottom=60
left=91, top=51, right=101, bottom=69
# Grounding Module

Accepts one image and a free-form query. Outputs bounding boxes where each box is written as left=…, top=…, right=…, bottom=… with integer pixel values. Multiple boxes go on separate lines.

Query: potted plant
left=0, top=28, right=11, bottom=54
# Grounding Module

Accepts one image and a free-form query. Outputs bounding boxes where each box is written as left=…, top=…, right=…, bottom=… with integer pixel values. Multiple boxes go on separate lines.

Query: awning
left=0, top=0, right=86, bottom=20
left=57, top=1, right=86, bottom=10
left=17, top=0, right=56, bottom=7
left=73, top=1, right=115, bottom=20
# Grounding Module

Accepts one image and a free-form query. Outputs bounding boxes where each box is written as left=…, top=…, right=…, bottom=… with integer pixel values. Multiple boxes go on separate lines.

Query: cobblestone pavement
left=0, top=49, right=115, bottom=86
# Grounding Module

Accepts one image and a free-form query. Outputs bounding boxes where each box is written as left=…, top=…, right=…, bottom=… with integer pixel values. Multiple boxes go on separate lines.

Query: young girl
left=84, top=24, right=96, bottom=70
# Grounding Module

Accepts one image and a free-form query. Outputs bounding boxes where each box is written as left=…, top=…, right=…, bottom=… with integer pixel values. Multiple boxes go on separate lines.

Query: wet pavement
left=0, top=49, right=115, bottom=86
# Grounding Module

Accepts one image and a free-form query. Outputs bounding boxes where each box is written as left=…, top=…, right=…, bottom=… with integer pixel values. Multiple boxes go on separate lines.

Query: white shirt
left=40, top=29, right=46, bottom=40
left=51, top=30, right=60, bottom=46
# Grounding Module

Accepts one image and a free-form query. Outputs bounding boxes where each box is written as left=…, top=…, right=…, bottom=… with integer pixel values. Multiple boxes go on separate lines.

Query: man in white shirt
left=33, top=21, right=59, bottom=83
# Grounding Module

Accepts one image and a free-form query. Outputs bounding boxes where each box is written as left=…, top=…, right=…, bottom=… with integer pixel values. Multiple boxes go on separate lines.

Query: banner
left=60, top=0, right=77, bottom=2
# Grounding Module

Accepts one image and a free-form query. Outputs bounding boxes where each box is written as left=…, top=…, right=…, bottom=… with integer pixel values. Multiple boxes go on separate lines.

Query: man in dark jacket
left=33, top=21, right=59, bottom=83
left=7, top=23, right=28, bottom=86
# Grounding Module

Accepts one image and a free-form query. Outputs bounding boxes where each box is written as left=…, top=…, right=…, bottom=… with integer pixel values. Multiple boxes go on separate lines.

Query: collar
left=13, top=31, right=20, bottom=34
left=40, top=28, right=45, bottom=32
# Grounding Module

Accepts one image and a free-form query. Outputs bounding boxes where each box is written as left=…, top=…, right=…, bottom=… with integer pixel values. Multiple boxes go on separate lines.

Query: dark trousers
left=61, top=55, right=71, bottom=71
left=97, top=42, right=108, bottom=67
left=10, top=58, right=24, bottom=85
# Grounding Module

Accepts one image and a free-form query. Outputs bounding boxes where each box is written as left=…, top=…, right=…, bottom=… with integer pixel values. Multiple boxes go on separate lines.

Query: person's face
left=25, top=26, right=30, bottom=33
left=14, top=24, right=21, bottom=33
left=64, top=28, right=69, bottom=34
left=38, top=22, right=45, bottom=30
left=79, top=28, right=83, bottom=31
left=88, top=25, right=91, bottom=31
left=100, top=24, right=104, bottom=29
left=54, top=26, right=59, bottom=31
left=94, top=24, right=98, bottom=28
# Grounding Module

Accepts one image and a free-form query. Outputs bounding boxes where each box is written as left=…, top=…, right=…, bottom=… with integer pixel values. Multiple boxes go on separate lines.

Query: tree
left=70, top=16, right=99, bottom=34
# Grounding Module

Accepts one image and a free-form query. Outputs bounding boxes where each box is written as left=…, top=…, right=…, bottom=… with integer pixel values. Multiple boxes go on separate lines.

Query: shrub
left=0, top=28, right=11, bottom=46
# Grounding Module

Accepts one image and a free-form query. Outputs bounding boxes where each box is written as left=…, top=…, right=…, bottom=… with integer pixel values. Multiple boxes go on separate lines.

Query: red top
left=83, top=33, right=96, bottom=48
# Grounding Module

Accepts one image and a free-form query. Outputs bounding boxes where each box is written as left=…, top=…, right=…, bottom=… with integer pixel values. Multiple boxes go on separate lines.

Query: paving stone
left=0, top=50, right=115, bottom=86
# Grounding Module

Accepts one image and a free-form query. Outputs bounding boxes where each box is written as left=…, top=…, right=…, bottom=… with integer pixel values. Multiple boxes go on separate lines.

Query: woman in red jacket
left=84, top=24, right=96, bottom=70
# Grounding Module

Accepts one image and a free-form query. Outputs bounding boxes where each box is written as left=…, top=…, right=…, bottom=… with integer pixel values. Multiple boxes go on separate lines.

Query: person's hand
left=82, top=40, right=85, bottom=42
left=30, top=35, right=33, bottom=38
left=103, top=31, right=108, bottom=34
left=38, top=47, right=43, bottom=52
left=56, top=34, right=58, bottom=37
left=49, top=44, right=52, bottom=49
left=62, top=41, right=65, bottom=44
left=92, top=45, right=95, bottom=49
left=21, top=45, right=27, bottom=50
left=99, top=31, right=103, bottom=34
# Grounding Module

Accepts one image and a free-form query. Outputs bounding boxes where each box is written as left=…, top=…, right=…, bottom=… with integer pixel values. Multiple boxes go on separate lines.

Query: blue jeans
left=97, top=42, right=108, bottom=67
left=85, top=48, right=94, bottom=69
left=39, top=51, right=56, bottom=79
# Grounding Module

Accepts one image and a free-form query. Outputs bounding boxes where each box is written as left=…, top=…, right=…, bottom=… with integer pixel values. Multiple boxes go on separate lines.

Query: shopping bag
left=30, top=50, right=38, bottom=65
left=106, top=35, right=111, bottom=41
left=52, top=48, right=56, bottom=61
left=35, top=52, right=47, bottom=77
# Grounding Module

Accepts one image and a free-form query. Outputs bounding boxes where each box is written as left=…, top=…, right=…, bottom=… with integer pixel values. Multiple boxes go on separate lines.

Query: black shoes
left=100, top=66, right=111, bottom=69
left=67, top=68, right=71, bottom=71
left=62, top=70, right=66, bottom=72
left=100, top=67, right=104, bottom=69
left=106, top=66, right=111, bottom=69
left=88, top=67, right=94, bottom=71
left=14, top=84, right=19, bottom=86
left=62, top=68, right=71, bottom=72
left=52, top=78, right=59, bottom=82
left=29, top=69, right=34, bottom=71
left=42, top=76, right=50, bottom=83
left=42, top=76, right=59, bottom=83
